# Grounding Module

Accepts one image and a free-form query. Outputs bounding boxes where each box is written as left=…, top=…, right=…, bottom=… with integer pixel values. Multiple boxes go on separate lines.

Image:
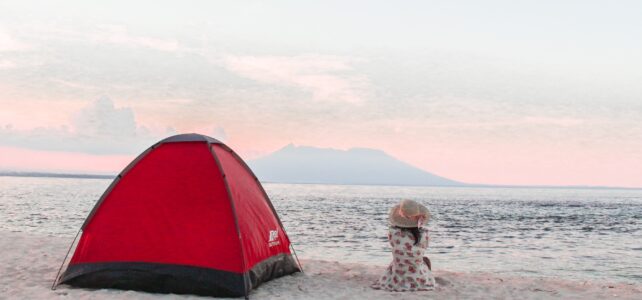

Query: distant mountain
left=247, top=144, right=464, bottom=186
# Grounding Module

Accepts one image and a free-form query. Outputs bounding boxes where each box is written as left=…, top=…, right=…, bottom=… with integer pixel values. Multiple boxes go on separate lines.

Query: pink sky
left=0, top=146, right=132, bottom=175
left=1, top=96, right=640, bottom=187
left=2, top=132, right=640, bottom=187
left=1, top=1, right=641, bottom=187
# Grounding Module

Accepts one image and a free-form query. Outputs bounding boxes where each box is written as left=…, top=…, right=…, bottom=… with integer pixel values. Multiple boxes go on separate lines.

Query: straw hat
left=388, top=199, right=430, bottom=228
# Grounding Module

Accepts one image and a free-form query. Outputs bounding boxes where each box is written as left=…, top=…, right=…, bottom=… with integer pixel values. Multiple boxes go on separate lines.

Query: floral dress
left=372, top=227, right=436, bottom=291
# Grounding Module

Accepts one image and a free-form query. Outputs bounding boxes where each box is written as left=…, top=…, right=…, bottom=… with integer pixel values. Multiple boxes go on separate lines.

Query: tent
left=53, top=133, right=301, bottom=298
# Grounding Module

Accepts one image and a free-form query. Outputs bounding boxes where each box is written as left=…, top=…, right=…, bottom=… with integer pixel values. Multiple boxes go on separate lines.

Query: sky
left=1, top=0, right=641, bottom=187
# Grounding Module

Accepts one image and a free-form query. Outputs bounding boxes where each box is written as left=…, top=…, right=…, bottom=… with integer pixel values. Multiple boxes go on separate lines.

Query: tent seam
left=209, top=143, right=251, bottom=299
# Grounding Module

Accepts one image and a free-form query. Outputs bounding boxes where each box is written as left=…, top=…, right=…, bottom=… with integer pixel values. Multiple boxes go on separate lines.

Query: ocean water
left=1, top=176, right=641, bottom=283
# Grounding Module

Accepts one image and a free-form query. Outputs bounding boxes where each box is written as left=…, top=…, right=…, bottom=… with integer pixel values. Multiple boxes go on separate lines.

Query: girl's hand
left=397, top=206, right=408, bottom=218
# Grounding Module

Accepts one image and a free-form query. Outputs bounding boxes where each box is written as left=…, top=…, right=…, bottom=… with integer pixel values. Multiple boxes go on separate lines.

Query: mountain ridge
left=247, top=144, right=463, bottom=186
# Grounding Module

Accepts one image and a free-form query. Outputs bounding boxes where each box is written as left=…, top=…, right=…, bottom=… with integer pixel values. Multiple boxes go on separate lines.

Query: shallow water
left=1, top=176, right=641, bottom=283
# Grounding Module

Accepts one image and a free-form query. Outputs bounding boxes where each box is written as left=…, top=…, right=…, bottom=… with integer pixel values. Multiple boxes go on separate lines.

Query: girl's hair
left=393, top=226, right=422, bottom=245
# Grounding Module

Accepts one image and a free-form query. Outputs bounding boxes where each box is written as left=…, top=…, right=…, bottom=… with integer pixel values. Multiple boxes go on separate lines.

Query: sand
left=1, top=231, right=639, bottom=299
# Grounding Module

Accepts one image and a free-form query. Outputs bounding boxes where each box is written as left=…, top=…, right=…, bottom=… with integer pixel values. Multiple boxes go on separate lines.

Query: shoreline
left=1, top=230, right=640, bottom=299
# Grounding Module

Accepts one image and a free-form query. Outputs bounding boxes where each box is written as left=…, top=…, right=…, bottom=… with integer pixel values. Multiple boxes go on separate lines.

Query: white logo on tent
left=268, top=229, right=280, bottom=247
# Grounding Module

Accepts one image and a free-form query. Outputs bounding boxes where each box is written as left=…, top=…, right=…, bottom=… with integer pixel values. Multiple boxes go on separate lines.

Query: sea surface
left=1, top=176, right=641, bottom=283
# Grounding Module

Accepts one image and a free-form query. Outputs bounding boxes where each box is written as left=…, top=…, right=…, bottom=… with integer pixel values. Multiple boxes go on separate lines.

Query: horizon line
left=2, top=170, right=641, bottom=191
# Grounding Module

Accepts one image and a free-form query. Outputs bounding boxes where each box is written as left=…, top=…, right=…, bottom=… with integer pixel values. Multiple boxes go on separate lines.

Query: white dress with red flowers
left=372, top=227, right=436, bottom=291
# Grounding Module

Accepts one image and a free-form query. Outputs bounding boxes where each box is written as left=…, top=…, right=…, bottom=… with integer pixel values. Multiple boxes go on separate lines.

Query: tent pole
left=209, top=144, right=251, bottom=298
left=290, top=243, right=304, bottom=273
left=51, top=228, right=81, bottom=290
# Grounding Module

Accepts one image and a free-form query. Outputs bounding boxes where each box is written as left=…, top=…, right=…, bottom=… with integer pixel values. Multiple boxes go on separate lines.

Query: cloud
left=222, top=54, right=370, bottom=104
left=0, top=28, right=30, bottom=51
left=73, top=96, right=138, bottom=138
left=19, top=24, right=180, bottom=52
left=0, top=97, right=170, bottom=154
left=210, top=126, right=228, bottom=142
left=0, top=97, right=230, bottom=155
left=0, top=59, right=17, bottom=69
left=90, top=25, right=180, bottom=52
left=0, top=27, right=42, bottom=69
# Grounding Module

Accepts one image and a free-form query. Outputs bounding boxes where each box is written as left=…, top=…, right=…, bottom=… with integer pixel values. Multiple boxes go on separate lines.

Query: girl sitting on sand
left=372, top=199, right=436, bottom=292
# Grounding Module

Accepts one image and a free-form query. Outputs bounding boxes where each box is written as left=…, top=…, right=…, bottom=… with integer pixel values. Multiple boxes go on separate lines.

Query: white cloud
left=0, top=59, right=17, bottom=69
left=222, top=54, right=370, bottom=104
left=0, top=28, right=30, bottom=51
left=18, top=24, right=181, bottom=52
left=210, top=126, right=228, bottom=142
left=72, top=96, right=138, bottom=138
left=0, top=97, right=220, bottom=154
left=91, top=25, right=180, bottom=52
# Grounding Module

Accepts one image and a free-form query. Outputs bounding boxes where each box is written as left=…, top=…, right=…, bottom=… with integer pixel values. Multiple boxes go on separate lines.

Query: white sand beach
left=1, top=231, right=640, bottom=300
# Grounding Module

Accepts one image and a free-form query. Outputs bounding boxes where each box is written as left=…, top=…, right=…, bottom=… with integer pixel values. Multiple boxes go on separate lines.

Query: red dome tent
left=53, top=134, right=301, bottom=298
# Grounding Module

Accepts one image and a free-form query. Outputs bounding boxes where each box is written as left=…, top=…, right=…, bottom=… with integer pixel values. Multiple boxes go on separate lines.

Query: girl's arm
left=420, top=229, right=430, bottom=249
